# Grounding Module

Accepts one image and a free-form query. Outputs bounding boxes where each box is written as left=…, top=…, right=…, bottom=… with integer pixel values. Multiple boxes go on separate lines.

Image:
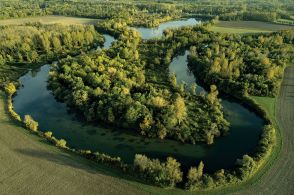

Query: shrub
left=23, top=115, right=38, bottom=131
left=56, top=139, right=67, bottom=148
left=44, top=131, right=53, bottom=139
left=5, top=83, right=16, bottom=95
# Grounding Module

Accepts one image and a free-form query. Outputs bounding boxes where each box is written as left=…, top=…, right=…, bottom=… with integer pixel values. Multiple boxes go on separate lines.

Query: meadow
left=210, top=21, right=293, bottom=33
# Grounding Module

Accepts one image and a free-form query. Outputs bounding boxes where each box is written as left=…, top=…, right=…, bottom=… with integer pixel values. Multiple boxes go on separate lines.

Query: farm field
left=0, top=15, right=100, bottom=25
left=211, top=20, right=293, bottom=33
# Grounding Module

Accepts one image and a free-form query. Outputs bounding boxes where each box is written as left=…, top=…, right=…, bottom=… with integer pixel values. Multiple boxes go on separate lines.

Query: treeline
left=49, top=21, right=229, bottom=144
left=0, top=0, right=47, bottom=19
left=0, top=0, right=180, bottom=28
left=0, top=23, right=104, bottom=88
left=1, top=0, right=293, bottom=26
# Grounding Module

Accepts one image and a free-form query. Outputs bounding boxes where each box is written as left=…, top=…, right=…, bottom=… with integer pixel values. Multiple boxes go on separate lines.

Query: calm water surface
left=135, top=18, right=200, bottom=39
left=13, top=20, right=263, bottom=173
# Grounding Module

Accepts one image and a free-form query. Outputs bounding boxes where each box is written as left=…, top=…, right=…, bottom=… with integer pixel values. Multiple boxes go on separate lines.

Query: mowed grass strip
left=210, top=20, right=294, bottom=33
left=0, top=15, right=100, bottom=26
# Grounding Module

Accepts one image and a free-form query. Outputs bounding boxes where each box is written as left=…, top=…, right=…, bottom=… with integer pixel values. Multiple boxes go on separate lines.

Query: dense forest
left=188, top=28, right=294, bottom=97
left=49, top=23, right=229, bottom=144
left=0, top=23, right=104, bottom=87
left=138, top=23, right=294, bottom=97
left=1, top=0, right=294, bottom=25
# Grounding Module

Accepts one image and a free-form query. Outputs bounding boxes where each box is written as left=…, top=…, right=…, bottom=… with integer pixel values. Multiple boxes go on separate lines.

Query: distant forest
left=0, top=0, right=293, bottom=26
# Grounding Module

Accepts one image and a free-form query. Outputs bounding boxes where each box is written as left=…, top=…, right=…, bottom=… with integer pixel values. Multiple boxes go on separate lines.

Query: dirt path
left=0, top=92, right=149, bottom=195
left=237, top=66, right=294, bottom=194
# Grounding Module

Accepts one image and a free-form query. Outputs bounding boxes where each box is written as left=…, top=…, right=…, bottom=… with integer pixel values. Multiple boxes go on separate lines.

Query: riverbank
left=0, top=80, right=287, bottom=194
left=0, top=91, right=152, bottom=195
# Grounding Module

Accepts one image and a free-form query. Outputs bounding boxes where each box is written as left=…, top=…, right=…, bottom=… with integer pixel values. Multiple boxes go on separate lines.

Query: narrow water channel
left=12, top=19, right=264, bottom=173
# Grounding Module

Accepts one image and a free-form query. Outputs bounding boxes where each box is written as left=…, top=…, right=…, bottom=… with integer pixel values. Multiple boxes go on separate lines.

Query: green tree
left=52, top=36, right=62, bottom=52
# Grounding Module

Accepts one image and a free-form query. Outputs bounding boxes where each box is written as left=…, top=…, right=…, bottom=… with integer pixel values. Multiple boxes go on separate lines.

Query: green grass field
left=251, top=96, right=276, bottom=121
left=211, top=20, right=293, bottom=33
left=0, top=15, right=100, bottom=25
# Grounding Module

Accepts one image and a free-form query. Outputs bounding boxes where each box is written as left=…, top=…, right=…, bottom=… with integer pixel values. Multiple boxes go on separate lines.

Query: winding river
left=12, top=18, right=263, bottom=173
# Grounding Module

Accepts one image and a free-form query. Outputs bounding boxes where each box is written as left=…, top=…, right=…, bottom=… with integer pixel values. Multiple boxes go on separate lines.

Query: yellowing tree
left=152, top=96, right=167, bottom=108
left=174, top=95, right=187, bottom=123
left=5, top=83, right=16, bottom=95
left=24, top=115, right=38, bottom=132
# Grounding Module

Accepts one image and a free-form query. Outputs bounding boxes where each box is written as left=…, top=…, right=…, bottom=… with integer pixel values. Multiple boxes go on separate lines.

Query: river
left=12, top=18, right=263, bottom=173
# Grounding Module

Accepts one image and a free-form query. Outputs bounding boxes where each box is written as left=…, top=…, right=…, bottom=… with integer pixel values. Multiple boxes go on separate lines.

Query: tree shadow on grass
left=14, top=148, right=154, bottom=188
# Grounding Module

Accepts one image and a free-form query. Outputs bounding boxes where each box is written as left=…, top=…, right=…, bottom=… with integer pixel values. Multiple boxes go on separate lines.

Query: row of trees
left=1, top=0, right=293, bottom=25
left=132, top=122, right=275, bottom=189
left=134, top=154, right=182, bottom=187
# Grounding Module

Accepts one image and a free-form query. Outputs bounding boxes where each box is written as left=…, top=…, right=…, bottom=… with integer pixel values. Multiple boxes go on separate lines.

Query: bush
left=44, top=131, right=53, bottom=139
left=23, top=115, right=38, bottom=131
left=56, top=139, right=67, bottom=148
left=5, top=83, right=16, bottom=95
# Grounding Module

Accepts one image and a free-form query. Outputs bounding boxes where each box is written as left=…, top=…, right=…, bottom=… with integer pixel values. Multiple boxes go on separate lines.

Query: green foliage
left=134, top=154, right=183, bottom=187
left=49, top=23, right=229, bottom=144
left=236, top=155, right=257, bottom=179
left=6, top=93, right=21, bottom=122
left=4, top=83, right=16, bottom=95
left=0, top=0, right=293, bottom=25
left=56, top=139, right=67, bottom=148
left=187, top=28, right=294, bottom=97
left=186, top=161, right=204, bottom=190
left=44, top=131, right=53, bottom=139
left=23, top=115, right=38, bottom=132
left=0, top=23, right=104, bottom=86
